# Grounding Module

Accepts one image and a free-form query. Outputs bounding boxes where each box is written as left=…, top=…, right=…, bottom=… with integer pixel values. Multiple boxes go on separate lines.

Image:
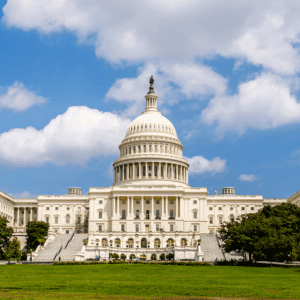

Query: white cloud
left=184, top=155, right=226, bottom=175
left=0, top=81, right=47, bottom=112
left=105, top=62, right=227, bottom=117
left=9, top=191, right=37, bottom=198
left=238, top=174, right=258, bottom=182
left=3, top=1, right=300, bottom=74
left=0, top=106, right=131, bottom=166
left=201, top=73, right=300, bottom=136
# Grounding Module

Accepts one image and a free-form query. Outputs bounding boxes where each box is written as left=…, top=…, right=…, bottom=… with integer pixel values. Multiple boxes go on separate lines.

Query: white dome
left=125, top=111, right=178, bottom=138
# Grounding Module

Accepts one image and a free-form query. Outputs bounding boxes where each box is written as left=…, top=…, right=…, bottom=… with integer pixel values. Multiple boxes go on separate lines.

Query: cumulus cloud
left=238, top=174, right=258, bottom=182
left=3, top=1, right=300, bottom=74
left=105, top=62, right=227, bottom=117
left=0, top=81, right=47, bottom=112
left=184, top=156, right=226, bottom=175
left=0, top=106, right=131, bottom=166
left=201, top=73, right=300, bottom=136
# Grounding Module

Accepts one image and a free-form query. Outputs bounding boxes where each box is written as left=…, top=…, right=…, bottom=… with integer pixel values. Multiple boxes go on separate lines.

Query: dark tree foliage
left=218, top=203, right=300, bottom=262
left=160, top=253, right=165, bottom=261
left=5, top=237, right=22, bottom=260
left=0, top=216, right=13, bottom=259
left=26, top=221, right=49, bottom=252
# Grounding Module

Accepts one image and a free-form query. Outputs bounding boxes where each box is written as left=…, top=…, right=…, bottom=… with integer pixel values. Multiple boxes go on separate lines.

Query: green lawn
left=0, top=264, right=299, bottom=299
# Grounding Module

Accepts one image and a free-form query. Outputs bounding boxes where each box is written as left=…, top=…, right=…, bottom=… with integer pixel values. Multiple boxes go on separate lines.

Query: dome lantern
left=144, top=75, right=158, bottom=113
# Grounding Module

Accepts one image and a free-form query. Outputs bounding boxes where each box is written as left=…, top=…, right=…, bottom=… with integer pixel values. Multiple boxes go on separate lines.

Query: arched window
left=170, top=210, right=174, bottom=219
left=99, top=211, right=102, bottom=218
left=156, top=210, right=160, bottom=219
left=66, top=214, right=70, bottom=224
left=122, top=210, right=126, bottom=219
left=181, top=238, right=187, bottom=247
left=127, top=238, right=134, bottom=248
left=146, top=210, right=150, bottom=219
left=167, top=238, right=174, bottom=247
left=219, top=216, right=223, bottom=224
left=193, top=211, right=197, bottom=219
left=141, top=238, right=147, bottom=248
left=115, top=238, right=121, bottom=247
left=136, top=210, right=140, bottom=219
left=209, top=216, right=213, bottom=224
left=154, top=238, right=160, bottom=248
left=102, top=238, right=107, bottom=247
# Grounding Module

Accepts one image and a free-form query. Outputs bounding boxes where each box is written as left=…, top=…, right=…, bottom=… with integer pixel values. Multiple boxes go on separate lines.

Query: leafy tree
left=121, top=254, right=126, bottom=260
left=5, top=237, right=22, bottom=260
left=114, top=253, right=119, bottom=259
left=218, top=203, right=300, bottom=262
left=0, top=216, right=13, bottom=259
left=166, top=253, right=174, bottom=260
left=160, top=253, right=165, bottom=261
left=151, top=254, right=157, bottom=260
left=26, top=221, right=49, bottom=252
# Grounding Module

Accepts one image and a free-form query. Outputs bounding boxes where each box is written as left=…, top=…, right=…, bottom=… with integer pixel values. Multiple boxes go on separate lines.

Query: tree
left=218, top=203, right=300, bottom=262
left=0, top=216, right=13, bottom=259
left=166, top=253, right=174, bottom=260
left=151, top=254, right=157, bottom=260
left=26, top=221, right=49, bottom=252
left=160, top=253, right=165, bottom=261
left=121, top=254, right=126, bottom=260
left=5, top=237, right=22, bottom=260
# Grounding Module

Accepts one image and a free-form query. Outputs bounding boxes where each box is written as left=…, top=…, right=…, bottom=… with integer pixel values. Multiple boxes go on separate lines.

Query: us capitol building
left=0, top=77, right=296, bottom=261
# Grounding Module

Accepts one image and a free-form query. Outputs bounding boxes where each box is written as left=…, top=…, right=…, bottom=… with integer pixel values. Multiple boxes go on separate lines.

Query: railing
left=65, top=232, right=75, bottom=249
left=53, top=245, right=62, bottom=261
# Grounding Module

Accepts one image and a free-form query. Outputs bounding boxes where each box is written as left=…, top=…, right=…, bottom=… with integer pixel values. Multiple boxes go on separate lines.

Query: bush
left=160, top=253, right=165, bottom=261
left=166, top=253, right=174, bottom=260
left=140, top=254, right=146, bottom=261
left=114, top=253, right=119, bottom=259
left=130, top=254, right=136, bottom=260
left=151, top=254, right=157, bottom=260
left=121, top=254, right=126, bottom=260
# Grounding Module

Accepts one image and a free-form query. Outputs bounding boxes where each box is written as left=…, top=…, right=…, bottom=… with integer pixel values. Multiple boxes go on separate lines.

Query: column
left=176, top=197, right=179, bottom=219
left=183, top=167, right=185, bottom=182
left=145, top=162, right=148, bottom=179
left=176, top=165, right=178, bottom=181
left=127, top=197, right=129, bottom=219
left=139, top=162, right=142, bottom=179
left=131, top=197, right=134, bottom=218
left=171, top=165, right=174, bottom=180
left=164, top=164, right=167, bottom=179
left=123, top=165, right=125, bottom=181
left=126, top=164, right=129, bottom=180
left=162, top=196, right=165, bottom=218
left=158, top=162, right=161, bottom=179
left=114, top=168, right=116, bottom=182
left=186, top=169, right=189, bottom=184
left=152, top=162, right=154, bottom=178
left=16, top=208, right=19, bottom=227
left=141, top=197, right=144, bottom=219
left=112, top=197, right=115, bottom=218
left=151, top=196, right=154, bottom=219
left=133, top=163, right=136, bottom=180
left=30, top=208, right=33, bottom=222
left=180, top=197, right=184, bottom=219
left=117, top=197, right=120, bottom=219
left=23, top=208, right=26, bottom=227
left=166, top=197, right=169, bottom=219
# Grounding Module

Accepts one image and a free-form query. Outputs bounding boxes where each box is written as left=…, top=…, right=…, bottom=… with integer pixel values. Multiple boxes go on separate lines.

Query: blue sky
left=1, top=0, right=300, bottom=199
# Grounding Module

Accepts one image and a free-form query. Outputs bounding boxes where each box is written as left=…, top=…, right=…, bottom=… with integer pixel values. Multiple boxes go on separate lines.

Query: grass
left=0, top=264, right=299, bottom=299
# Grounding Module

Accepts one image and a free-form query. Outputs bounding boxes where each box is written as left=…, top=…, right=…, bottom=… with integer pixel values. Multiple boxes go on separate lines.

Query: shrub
left=151, top=254, right=157, bottom=260
left=140, top=254, right=146, bottom=261
left=166, top=253, right=174, bottom=260
left=114, top=253, right=119, bottom=259
left=121, top=254, right=126, bottom=260
left=160, top=253, right=165, bottom=261
left=130, top=254, right=136, bottom=260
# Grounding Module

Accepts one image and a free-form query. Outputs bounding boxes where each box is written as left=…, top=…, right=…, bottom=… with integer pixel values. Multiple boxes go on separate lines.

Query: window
left=241, top=207, right=245, bottom=211
left=167, top=238, right=174, bottom=247
left=128, top=238, right=134, bottom=248
left=146, top=200, right=150, bottom=204
left=136, top=210, right=140, bottom=219
left=219, top=217, right=223, bottom=224
left=122, top=210, right=126, bottom=219
left=193, top=200, right=197, bottom=204
left=170, top=224, right=174, bottom=231
left=77, top=217, right=81, bottom=223
left=136, top=200, right=140, bottom=204
left=170, top=200, right=173, bottom=204
left=122, top=200, right=126, bottom=204
left=66, top=230, right=69, bottom=234
left=170, top=210, right=174, bottom=218
left=102, top=238, right=107, bottom=247
left=146, top=210, right=150, bottom=219
left=156, top=200, right=160, bottom=204
left=218, top=207, right=222, bottom=210
left=136, top=225, right=139, bottom=232
left=156, top=224, right=159, bottom=231
left=55, top=207, right=59, bottom=210
left=194, top=225, right=197, bottom=231
left=251, top=207, right=254, bottom=211
left=230, top=207, right=234, bottom=211
left=145, top=224, right=150, bottom=232
left=99, top=200, right=102, bottom=204
left=46, top=207, right=50, bottom=211
left=193, top=211, right=197, bottom=219
left=67, top=207, right=70, bottom=211
left=99, top=225, right=102, bottom=232
left=121, top=224, right=125, bottom=232
left=55, top=216, right=58, bottom=224
left=209, top=207, right=213, bottom=210
left=154, top=238, right=160, bottom=248
left=99, top=211, right=102, bottom=218
left=181, top=238, right=187, bottom=247
left=46, top=217, right=49, bottom=223
left=156, top=210, right=160, bottom=219
left=209, top=217, right=213, bottom=224
left=66, top=214, right=70, bottom=224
